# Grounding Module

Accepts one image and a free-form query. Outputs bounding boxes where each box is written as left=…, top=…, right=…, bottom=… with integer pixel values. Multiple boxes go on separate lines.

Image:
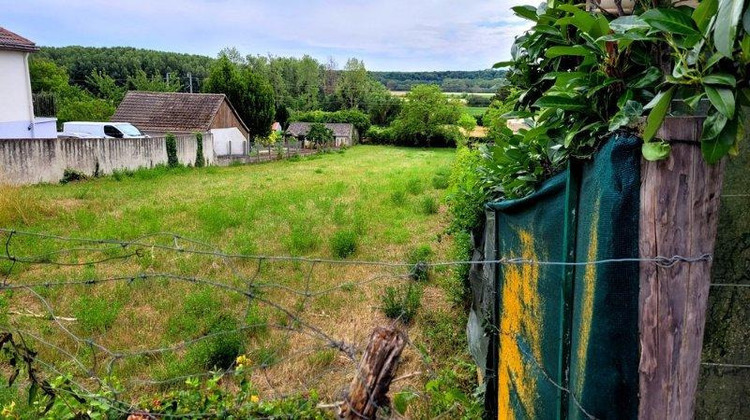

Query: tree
left=307, top=123, right=334, bottom=146
left=29, top=58, right=69, bottom=93
left=243, top=70, right=275, bottom=139
left=336, top=58, right=370, bottom=109
left=128, top=70, right=181, bottom=92
left=86, top=70, right=126, bottom=104
left=392, top=84, right=463, bottom=146
left=366, top=81, right=402, bottom=126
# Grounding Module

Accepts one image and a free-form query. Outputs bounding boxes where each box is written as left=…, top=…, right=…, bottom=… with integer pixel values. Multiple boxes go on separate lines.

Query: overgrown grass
left=0, top=146, right=471, bottom=412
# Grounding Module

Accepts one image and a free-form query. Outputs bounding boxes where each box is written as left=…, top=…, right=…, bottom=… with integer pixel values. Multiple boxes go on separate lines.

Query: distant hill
left=369, top=69, right=506, bottom=93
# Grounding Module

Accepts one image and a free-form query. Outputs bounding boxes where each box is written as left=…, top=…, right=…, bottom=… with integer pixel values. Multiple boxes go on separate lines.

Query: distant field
left=390, top=91, right=495, bottom=98
left=466, top=106, right=488, bottom=117
left=0, top=146, right=473, bottom=416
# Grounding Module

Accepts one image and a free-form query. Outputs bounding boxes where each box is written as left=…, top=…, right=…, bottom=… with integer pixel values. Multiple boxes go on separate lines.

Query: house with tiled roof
left=285, top=122, right=357, bottom=147
left=0, top=27, right=57, bottom=139
left=112, top=91, right=250, bottom=156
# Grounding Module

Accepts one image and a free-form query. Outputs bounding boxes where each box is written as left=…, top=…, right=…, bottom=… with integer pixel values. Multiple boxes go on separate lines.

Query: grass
left=0, top=145, right=474, bottom=412
left=465, top=106, right=488, bottom=117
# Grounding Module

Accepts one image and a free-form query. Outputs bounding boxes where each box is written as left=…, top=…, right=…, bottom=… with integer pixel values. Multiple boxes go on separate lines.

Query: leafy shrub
left=307, top=123, right=334, bottom=147
left=60, top=168, right=88, bottom=184
left=73, top=295, right=121, bottom=335
left=419, top=196, right=438, bottom=215
left=407, top=245, right=433, bottom=282
left=330, top=230, right=357, bottom=259
left=390, top=190, right=407, bottom=206
left=446, top=146, right=487, bottom=234
left=290, top=109, right=371, bottom=135
left=165, top=133, right=179, bottom=168
left=195, top=132, right=205, bottom=168
left=381, top=283, right=422, bottom=323
left=447, top=231, right=473, bottom=308
left=466, top=94, right=492, bottom=107
left=365, top=126, right=396, bottom=145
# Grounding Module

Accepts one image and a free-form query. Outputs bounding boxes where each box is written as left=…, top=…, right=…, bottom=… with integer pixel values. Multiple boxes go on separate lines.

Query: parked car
left=61, top=122, right=146, bottom=138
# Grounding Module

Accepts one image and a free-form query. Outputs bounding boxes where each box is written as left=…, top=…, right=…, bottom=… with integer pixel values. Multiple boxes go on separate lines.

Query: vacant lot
left=0, top=146, right=474, bottom=416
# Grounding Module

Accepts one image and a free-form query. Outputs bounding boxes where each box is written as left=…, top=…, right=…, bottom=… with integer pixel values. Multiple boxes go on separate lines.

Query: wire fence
left=0, top=228, right=747, bottom=419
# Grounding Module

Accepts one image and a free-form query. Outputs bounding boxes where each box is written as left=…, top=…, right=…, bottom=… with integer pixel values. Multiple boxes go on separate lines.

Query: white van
left=61, top=122, right=146, bottom=138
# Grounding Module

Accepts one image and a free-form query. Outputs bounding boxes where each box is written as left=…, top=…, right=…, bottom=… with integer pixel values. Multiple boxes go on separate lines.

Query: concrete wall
left=0, top=50, right=35, bottom=139
left=211, top=127, right=247, bottom=156
left=0, top=134, right=215, bottom=185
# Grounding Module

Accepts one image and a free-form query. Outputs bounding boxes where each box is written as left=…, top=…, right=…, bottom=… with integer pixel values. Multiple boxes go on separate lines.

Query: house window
left=104, top=125, right=124, bottom=138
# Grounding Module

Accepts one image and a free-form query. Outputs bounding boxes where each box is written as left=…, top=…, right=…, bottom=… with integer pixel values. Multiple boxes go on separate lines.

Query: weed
left=330, top=230, right=357, bottom=259
left=390, top=190, right=407, bottom=206
left=73, top=295, right=122, bottom=335
left=60, top=169, right=88, bottom=184
left=0, top=183, right=42, bottom=226
left=407, top=245, right=434, bottom=282
left=314, top=168, right=324, bottom=174
left=307, top=349, right=336, bottom=368
left=185, top=315, right=244, bottom=370
left=286, top=223, right=320, bottom=255
left=419, top=196, right=439, bottom=215
left=406, top=178, right=423, bottom=195
left=432, top=168, right=451, bottom=190
left=381, top=283, right=422, bottom=323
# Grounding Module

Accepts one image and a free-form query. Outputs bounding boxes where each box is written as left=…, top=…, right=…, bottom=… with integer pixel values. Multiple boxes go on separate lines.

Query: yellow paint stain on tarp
left=498, top=231, right=542, bottom=419
left=574, top=205, right=599, bottom=396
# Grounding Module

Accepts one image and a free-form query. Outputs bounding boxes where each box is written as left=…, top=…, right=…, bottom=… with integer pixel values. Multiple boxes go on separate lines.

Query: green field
left=466, top=106, right=488, bottom=117
left=0, top=146, right=479, bottom=417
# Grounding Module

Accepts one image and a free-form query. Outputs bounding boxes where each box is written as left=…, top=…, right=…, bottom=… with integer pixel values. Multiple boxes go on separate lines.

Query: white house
left=0, top=27, right=57, bottom=139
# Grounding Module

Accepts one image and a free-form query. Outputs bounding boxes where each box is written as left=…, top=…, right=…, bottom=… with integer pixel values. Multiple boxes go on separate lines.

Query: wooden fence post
left=638, top=117, right=726, bottom=419
left=339, top=326, right=406, bottom=420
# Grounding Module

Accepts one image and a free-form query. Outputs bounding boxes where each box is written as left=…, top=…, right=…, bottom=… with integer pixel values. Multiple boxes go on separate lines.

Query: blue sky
left=3, top=0, right=534, bottom=71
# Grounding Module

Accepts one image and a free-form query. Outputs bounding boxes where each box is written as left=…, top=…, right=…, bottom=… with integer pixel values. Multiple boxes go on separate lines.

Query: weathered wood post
left=339, top=326, right=406, bottom=420
left=638, top=117, right=726, bottom=419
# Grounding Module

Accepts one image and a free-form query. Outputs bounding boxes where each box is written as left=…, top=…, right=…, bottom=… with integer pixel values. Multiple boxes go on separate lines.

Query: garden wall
left=0, top=134, right=215, bottom=185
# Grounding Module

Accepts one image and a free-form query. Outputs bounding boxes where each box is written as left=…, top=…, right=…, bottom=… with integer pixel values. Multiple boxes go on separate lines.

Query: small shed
left=112, top=92, right=250, bottom=155
left=285, top=122, right=357, bottom=147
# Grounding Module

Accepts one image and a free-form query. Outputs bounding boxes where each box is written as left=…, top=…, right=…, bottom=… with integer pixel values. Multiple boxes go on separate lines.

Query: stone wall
left=0, top=134, right=214, bottom=185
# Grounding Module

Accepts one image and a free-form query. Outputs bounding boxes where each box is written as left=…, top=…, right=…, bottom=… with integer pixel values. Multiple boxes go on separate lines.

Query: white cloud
left=4, top=0, right=537, bottom=70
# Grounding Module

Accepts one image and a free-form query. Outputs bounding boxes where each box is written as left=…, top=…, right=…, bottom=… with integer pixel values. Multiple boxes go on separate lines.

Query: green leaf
left=512, top=5, right=539, bottom=21
left=533, top=95, right=587, bottom=110
left=745, top=3, right=750, bottom=32
left=642, top=141, right=672, bottom=161
left=705, top=86, right=736, bottom=118
left=643, top=87, right=675, bottom=142
left=493, top=61, right=514, bottom=68
left=556, top=4, right=597, bottom=34
left=715, top=0, right=745, bottom=57
left=701, top=110, right=729, bottom=141
left=702, top=116, right=737, bottom=163
left=693, top=0, right=718, bottom=34
left=630, top=67, right=662, bottom=89
left=642, top=9, right=701, bottom=36
left=393, top=391, right=417, bottom=415
left=546, top=46, right=594, bottom=58
left=702, top=73, right=737, bottom=87
left=610, top=15, right=650, bottom=33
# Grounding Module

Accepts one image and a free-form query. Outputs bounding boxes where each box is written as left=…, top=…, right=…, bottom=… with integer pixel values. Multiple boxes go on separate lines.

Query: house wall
left=0, top=51, right=34, bottom=139
left=211, top=127, right=247, bottom=156
left=0, top=134, right=216, bottom=185
left=210, top=101, right=249, bottom=139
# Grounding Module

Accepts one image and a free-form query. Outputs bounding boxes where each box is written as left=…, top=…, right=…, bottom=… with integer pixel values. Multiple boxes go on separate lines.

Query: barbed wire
left=0, top=228, right=747, bottom=419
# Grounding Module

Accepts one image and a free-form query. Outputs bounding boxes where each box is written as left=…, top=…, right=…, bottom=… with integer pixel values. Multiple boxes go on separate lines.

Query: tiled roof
left=286, top=122, right=354, bottom=138
left=0, top=27, right=39, bottom=52
left=112, top=91, right=248, bottom=133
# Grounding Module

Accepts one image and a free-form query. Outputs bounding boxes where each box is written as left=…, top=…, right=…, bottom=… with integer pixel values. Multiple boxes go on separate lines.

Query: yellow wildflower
left=2, top=401, right=16, bottom=417
left=250, top=395, right=260, bottom=404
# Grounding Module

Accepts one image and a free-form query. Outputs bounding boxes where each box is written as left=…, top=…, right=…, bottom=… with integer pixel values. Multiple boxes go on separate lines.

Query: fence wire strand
left=0, top=228, right=747, bottom=419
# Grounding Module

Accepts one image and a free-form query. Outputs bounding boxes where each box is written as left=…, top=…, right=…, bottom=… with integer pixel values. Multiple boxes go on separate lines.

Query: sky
left=2, top=0, right=535, bottom=71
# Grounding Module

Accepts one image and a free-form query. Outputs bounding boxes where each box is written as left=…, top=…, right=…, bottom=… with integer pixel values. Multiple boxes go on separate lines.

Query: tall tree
left=392, top=84, right=462, bottom=145
left=243, top=70, right=276, bottom=139
left=127, top=70, right=182, bottom=92
left=336, top=58, right=370, bottom=110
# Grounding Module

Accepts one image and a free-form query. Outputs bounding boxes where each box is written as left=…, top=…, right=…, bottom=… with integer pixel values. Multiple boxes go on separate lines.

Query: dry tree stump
left=339, top=326, right=406, bottom=420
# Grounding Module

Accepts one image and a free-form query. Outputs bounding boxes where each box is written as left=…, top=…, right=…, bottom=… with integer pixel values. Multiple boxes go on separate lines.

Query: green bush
left=381, top=283, right=422, bottom=324
left=419, top=196, right=439, bottom=215
left=290, top=109, right=371, bottom=135
left=407, top=245, right=434, bottom=282
left=446, top=146, right=487, bottom=234
left=60, top=168, right=88, bottom=184
left=365, top=126, right=395, bottom=145
left=73, top=295, right=121, bottom=335
left=330, top=230, right=357, bottom=259
left=447, top=231, right=473, bottom=308
left=166, top=133, right=179, bottom=168
left=195, top=132, right=205, bottom=168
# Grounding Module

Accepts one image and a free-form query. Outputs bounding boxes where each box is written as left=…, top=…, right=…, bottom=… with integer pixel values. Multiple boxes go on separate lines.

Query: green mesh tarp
left=474, top=135, right=641, bottom=419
